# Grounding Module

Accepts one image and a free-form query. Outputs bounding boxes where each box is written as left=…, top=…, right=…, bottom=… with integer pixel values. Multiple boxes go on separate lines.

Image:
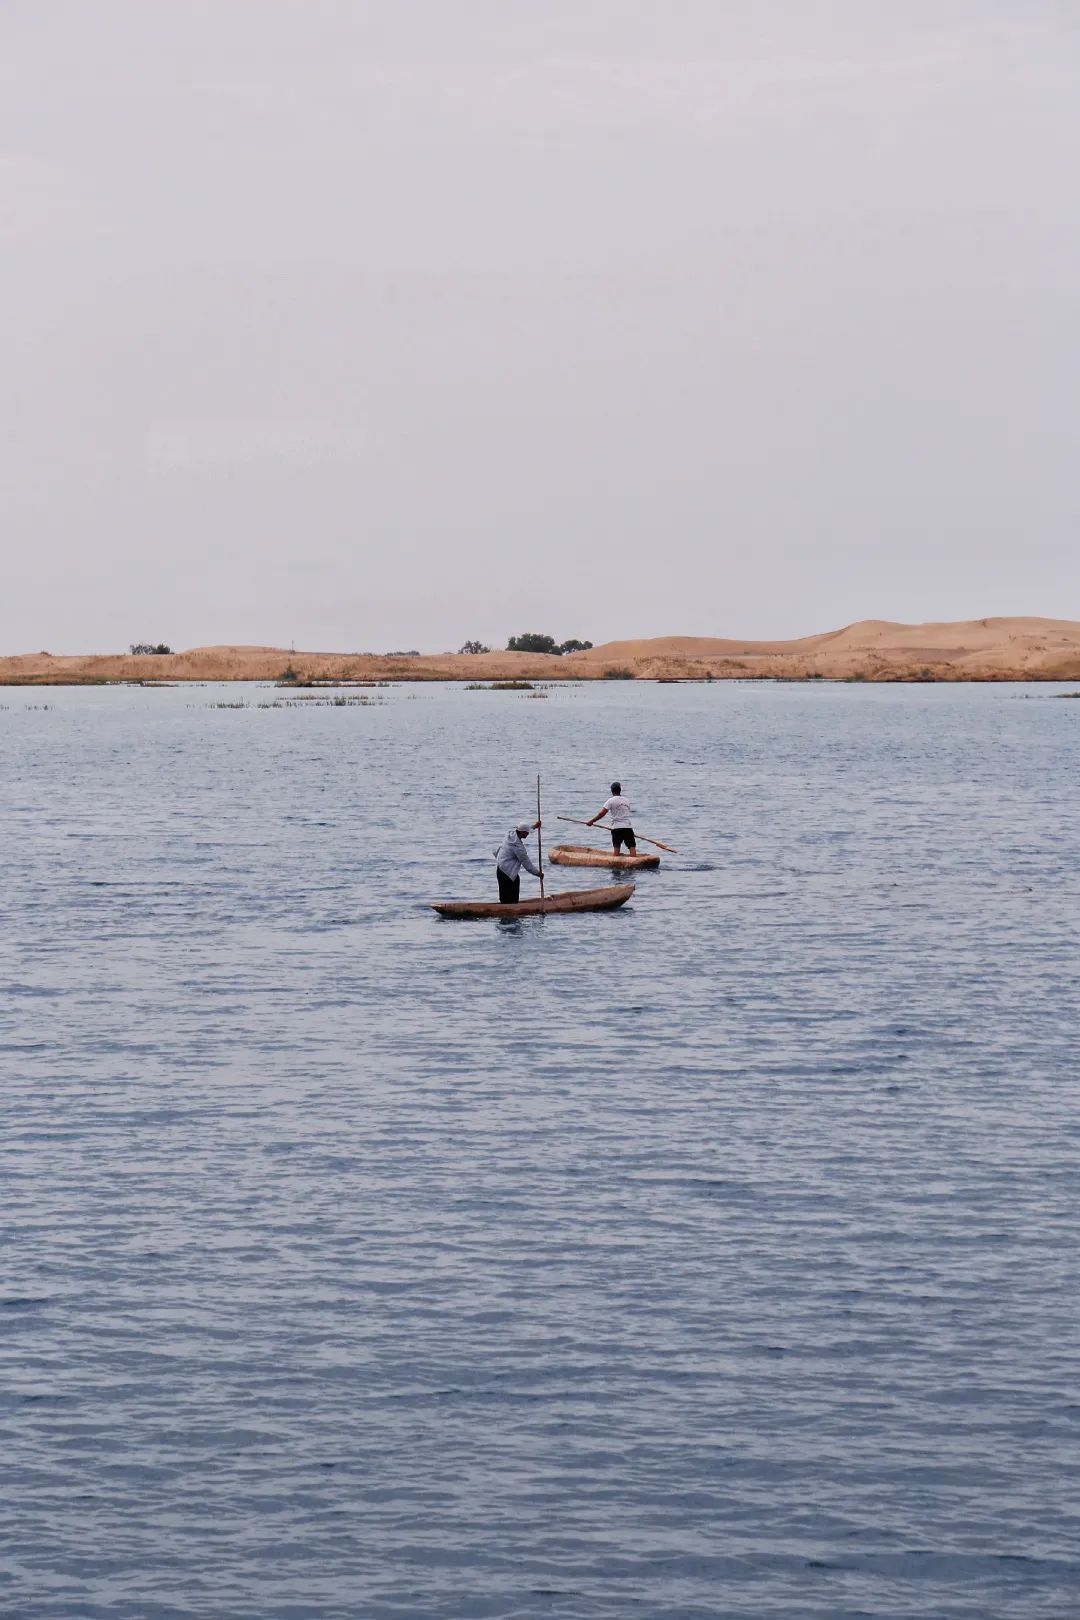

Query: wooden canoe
left=431, top=882, right=635, bottom=919
left=549, top=842, right=660, bottom=871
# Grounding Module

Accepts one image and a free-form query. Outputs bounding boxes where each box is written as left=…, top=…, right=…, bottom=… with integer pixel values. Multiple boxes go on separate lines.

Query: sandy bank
left=3, top=618, right=1080, bottom=684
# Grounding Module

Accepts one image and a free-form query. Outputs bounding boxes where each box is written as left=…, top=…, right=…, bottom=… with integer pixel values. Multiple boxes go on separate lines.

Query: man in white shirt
left=586, top=782, right=636, bottom=853
left=494, top=820, right=543, bottom=903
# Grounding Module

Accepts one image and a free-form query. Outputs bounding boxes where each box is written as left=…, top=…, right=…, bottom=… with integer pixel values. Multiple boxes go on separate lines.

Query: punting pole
left=555, top=815, right=678, bottom=854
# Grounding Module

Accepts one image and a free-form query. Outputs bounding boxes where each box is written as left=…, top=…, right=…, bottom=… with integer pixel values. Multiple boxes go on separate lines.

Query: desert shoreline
left=4, top=617, right=1080, bottom=685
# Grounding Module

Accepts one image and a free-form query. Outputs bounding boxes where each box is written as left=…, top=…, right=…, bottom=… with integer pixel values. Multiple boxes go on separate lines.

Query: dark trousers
left=496, top=867, right=520, bottom=903
left=611, top=827, right=636, bottom=851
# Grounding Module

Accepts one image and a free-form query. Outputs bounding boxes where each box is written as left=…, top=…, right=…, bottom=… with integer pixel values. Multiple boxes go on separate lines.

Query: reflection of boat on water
left=431, top=882, right=635, bottom=919
left=549, top=843, right=659, bottom=871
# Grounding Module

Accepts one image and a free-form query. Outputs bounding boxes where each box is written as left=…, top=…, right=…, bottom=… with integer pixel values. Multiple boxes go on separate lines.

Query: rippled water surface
left=3, top=680, right=1079, bottom=1619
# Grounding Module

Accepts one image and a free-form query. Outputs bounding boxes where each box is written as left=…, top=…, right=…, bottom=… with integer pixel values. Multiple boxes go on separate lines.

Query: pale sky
left=3, top=1, right=1079, bottom=652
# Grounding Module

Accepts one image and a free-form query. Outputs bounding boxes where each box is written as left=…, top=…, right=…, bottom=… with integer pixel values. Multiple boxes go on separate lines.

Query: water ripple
left=1, top=681, right=1078, bottom=1618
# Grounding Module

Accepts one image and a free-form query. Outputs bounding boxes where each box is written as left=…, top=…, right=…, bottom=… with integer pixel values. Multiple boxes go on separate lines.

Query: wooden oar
left=537, top=775, right=545, bottom=901
left=556, top=815, right=678, bottom=854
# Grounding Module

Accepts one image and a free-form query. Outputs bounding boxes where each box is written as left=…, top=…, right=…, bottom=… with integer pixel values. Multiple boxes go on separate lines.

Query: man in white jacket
left=494, top=820, right=543, bottom=903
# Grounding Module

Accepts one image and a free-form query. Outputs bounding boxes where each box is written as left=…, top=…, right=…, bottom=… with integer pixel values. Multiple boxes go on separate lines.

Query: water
left=2, top=679, right=1078, bottom=1619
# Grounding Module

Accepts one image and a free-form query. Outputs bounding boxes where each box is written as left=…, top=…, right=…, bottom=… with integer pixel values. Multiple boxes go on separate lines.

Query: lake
left=2, top=679, right=1078, bottom=1618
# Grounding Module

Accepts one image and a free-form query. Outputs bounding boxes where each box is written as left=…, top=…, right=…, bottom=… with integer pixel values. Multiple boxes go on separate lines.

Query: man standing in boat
left=494, top=820, right=544, bottom=903
left=586, top=782, right=636, bottom=853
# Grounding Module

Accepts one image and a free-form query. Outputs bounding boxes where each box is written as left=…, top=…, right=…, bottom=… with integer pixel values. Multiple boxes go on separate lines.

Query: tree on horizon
left=507, top=633, right=559, bottom=654
left=505, top=633, right=594, bottom=655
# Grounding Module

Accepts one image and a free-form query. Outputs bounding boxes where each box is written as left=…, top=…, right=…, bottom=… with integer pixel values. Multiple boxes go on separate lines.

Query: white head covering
left=515, top=821, right=532, bottom=835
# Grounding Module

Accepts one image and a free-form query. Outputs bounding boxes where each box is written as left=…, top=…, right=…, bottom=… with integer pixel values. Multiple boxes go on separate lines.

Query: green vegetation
left=129, top=642, right=172, bottom=655
left=206, top=694, right=384, bottom=710
left=506, top=633, right=594, bottom=655
left=507, top=633, right=558, bottom=654
left=278, top=664, right=300, bottom=683
left=602, top=667, right=635, bottom=680
left=466, top=679, right=536, bottom=691
left=459, top=640, right=491, bottom=654
left=282, top=678, right=389, bottom=689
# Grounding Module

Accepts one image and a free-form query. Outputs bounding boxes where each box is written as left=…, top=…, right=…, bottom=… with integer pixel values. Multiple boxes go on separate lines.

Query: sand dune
left=572, top=632, right=831, bottom=660
left=3, top=618, right=1079, bottom=684
left=572, top=618, right=1080, bottom=679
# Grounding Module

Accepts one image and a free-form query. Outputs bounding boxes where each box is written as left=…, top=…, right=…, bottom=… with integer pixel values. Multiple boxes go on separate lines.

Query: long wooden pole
left=537, top=774, right=545, bottom=901
left=556, top=815, right=678, bottom=854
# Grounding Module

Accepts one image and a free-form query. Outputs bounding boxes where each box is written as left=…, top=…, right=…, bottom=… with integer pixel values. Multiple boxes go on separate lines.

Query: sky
left=3, top=0, right=1079, bottom=652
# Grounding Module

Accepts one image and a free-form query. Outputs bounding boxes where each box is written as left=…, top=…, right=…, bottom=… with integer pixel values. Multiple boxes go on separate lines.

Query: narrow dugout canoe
left=549, top=843, right=660, bottom=871
left=431, top=882, right=635, bottom=919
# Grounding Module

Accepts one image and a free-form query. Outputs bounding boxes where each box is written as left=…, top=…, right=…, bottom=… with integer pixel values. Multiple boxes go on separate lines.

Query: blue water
left=2, top=679, right=1078, bottom=1619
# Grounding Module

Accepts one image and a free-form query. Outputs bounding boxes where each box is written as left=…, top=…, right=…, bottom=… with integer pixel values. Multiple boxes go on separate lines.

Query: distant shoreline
left=3, top=618, right=1079, bottom=684
left=3, top=673, right=1080, bottom=688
